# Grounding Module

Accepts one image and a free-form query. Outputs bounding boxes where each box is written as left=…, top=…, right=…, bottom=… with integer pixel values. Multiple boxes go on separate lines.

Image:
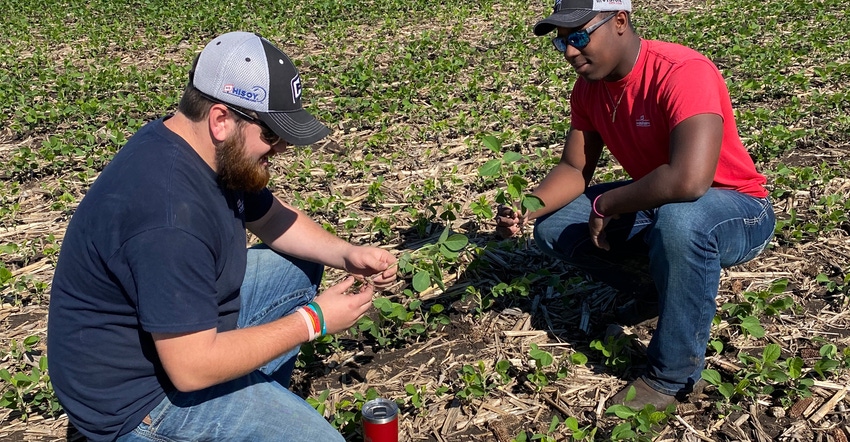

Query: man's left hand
left=588, top=214, right=612, bottom=251
left=343, top=246, right=398, bottom=289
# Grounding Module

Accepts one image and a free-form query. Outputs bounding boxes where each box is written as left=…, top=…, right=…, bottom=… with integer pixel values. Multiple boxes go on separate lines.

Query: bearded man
left=48, top=32, right=397, bottom=441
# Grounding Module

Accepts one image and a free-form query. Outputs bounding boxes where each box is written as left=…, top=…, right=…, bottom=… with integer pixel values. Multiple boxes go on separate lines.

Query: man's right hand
left=153, top=278, right=373, bottom=393
left=494, top=205, right=525, bottom=239
left=312, top=277, right=374, bottom=336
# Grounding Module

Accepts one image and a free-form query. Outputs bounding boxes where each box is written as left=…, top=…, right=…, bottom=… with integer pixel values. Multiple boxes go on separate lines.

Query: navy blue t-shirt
left=47, top=117, right=273, bottom=441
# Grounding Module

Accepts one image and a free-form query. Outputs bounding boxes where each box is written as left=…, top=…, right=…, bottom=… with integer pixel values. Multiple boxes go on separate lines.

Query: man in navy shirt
left=48, top=32, right=397, bottom=441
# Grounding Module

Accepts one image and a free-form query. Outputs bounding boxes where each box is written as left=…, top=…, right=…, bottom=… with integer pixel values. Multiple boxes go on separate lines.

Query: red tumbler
left=361, top=398, right=398, bottom=442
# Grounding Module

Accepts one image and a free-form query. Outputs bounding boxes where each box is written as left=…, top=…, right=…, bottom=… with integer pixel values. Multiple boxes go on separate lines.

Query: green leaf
left=820, top=344, right=837, bottom=358
left=506, top=174, right=529, bottom=192
left=494, top=188, right=510, bottom=206
left=412, top=271, right=431, bottom=292
left=442, top=233, right=468, bottom=252
left=529, top=344, right=554, bottom=367
left=439, top=244, right=459, bottom=259
left=649, top=410, right=669, bottom=423
left=23, top=335, right=40, bottom=348
left=709, top=339, right=724, bottom=354
left=625, top=385, right=636, bottom=402
left=0, top=390, right=17, bottom=408
left=506, top=183, right=521, bottom=200
left=0, top=266, right=12, bottom=284
left=482, top=135, right=501, bottom=153
left=438, top=226, right=450, bottom=243
left=765, top=369, right=788, bottom=383
left=610, top=421, right=636, bottom=439
left=606, top=404, right=636, bottom=419
left=478, top=159, right=502, bottom=177
left=701, top=369, right=722, bottom=386
left=787, top=356, right=803, bottom=378
left=740, top=316, right=765, bottom=338
left=521, top=195, right=545, bottom=213
left=569, top=351, right=588, bottom=365
left=769, top=278, right=788, bottom=293
left=718, top=383, right=735, bottom=399
left=548, top=415, right=560, bottom=433
left=0, top=244, right=18, bottom=254
left=502, top=151, right=523, bottom=163
left=763, top=343, right=781, bottom=364
left=373, top=297, right=392, bottom=312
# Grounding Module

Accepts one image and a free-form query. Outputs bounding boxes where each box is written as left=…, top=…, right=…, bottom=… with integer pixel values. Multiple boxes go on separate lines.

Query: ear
left=208, top=103, right=234, bottom=143
left=614, top=11, right=630, bottom=34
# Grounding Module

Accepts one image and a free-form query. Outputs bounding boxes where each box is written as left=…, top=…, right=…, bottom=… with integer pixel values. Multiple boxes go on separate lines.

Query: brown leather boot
left=606, top=377, right=677, bottom=410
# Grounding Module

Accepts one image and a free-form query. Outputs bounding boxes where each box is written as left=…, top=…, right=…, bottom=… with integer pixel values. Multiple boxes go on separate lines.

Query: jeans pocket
left=736, top=212, right=775, bottom=265
left=122, top=398, right=177, bottom=442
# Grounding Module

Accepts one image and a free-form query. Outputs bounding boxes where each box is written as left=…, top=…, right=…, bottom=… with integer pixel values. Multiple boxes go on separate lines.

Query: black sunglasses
left=197, top=90, right=282, bottom=145
left=552, top=13, right=616, bottom=52
left=224, top=105, right=282, bottom=146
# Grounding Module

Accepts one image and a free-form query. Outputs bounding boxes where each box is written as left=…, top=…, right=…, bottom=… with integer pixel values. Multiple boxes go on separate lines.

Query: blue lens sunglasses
left=552, top=13, right=616, bottom=52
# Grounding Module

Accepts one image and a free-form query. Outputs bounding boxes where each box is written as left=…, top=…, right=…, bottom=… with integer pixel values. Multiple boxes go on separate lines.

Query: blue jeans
left=117, top=245, right=345, bottom=441
left=534, top=182, right=775, bottom=395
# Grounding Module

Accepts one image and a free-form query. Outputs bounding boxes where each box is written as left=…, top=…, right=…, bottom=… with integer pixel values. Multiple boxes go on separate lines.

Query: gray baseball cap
left=533, top=0, right=632, bottom=36
left=191, top=32, right=330, bottom=146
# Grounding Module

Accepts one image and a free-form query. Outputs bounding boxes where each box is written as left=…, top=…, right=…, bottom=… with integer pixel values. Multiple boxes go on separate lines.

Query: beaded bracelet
left=592, top=194, right=605, bottom=218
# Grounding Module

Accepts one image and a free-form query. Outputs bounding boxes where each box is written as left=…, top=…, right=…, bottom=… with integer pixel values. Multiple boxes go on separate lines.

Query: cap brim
left=261, top=110, right=331, bottom=146
left=533, top=9, right=598, bottom=35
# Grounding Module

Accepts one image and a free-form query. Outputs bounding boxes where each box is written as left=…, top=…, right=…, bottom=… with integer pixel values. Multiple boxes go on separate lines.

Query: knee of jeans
left=733, top=233, right=772, bottom=266
left=532, top=222, right=559, bottom=257
left=533, top=218, right=591, bottom=261
left=650, top=207, right=705, bottom=249
left=249, top=246, right=324, bottom=286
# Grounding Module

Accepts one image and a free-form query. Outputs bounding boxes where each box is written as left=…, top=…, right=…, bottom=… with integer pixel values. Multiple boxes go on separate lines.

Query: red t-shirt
left=570, top=39, right=768, bottom=198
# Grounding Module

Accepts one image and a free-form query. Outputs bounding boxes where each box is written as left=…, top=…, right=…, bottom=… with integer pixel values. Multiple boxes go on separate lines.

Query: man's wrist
left=296, top=304, right=324, bottom=341
left=592, top=194, right=606, bottom=218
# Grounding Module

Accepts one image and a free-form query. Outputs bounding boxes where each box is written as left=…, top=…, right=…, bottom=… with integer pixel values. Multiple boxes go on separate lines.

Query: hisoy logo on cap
left=223, top=84, right=267, bottom=103
left=290, top=75, right=302, bottom=104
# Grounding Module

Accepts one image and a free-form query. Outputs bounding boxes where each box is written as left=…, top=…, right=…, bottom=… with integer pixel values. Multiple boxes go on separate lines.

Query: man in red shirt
left=497, top=0, right=775, bottom=409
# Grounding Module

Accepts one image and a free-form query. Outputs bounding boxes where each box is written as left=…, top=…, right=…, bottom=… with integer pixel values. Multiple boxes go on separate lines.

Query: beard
left=215, top=127, right=271, bottom=193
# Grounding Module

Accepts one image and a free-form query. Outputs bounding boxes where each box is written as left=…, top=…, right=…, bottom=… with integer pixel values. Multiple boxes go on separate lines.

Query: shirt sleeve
left=569, top=79, right=595, bottom=132
left=660, top=59, right=725, bottom=128
left=243, top=188, right=274, bottom=222
left=116, top=227, right=220, bottom=334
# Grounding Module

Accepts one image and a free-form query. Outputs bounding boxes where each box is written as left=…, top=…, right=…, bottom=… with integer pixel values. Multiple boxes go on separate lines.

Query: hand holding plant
left=478, top=134, right=544, bottom=239
left=494, top=204, right=526, bottom=239
left=342, top=245, right=398, bottom=289
left=313, top=277, right=375, bottom=336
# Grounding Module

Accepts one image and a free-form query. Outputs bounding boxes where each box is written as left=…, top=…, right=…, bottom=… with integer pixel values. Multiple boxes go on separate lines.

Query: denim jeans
left=117, top=245, right=345, bottom=441
left=534, top=182, right=775, bottom=395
